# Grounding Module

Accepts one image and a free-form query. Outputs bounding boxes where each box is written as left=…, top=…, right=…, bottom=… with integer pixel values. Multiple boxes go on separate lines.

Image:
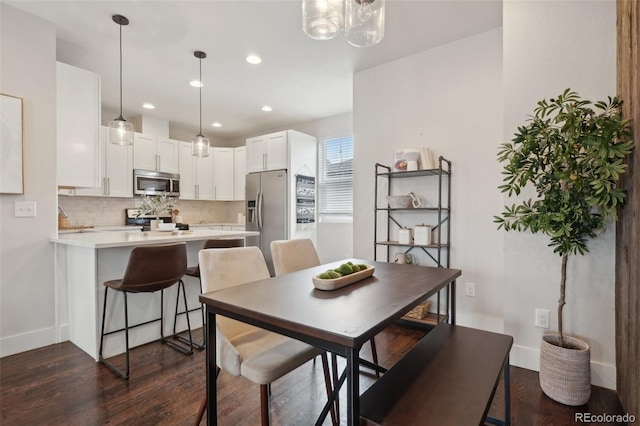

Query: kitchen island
left=52, top=229, right=259, bottom=360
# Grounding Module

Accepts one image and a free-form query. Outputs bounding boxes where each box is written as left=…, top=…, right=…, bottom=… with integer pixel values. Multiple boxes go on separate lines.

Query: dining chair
left=173, top=237, right=245, bottom=350
left=270, top=238, right=381, bottom=420
left=195, top=246, right=335, bottom=426
left=99, top=242, right=193, bottom=380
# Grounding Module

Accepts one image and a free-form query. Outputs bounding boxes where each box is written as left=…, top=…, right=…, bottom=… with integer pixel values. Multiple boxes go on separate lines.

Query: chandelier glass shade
left=108, top=14, right=134, bottom=146
left=302, top=0, right=343, bottom=40
left=345, top=0, right=385, bottom=47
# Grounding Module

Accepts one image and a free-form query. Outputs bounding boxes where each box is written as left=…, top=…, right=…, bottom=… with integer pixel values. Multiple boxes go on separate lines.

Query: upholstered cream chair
left=195, top=246, right=335, bottom=426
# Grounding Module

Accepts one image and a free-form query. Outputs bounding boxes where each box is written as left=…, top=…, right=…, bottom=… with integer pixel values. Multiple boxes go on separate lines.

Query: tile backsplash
left=58, top=196, right=245, bottom=227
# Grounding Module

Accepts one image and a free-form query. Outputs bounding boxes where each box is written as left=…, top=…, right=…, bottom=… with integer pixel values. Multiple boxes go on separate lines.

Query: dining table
left=199, top=258, right=461, bottom=425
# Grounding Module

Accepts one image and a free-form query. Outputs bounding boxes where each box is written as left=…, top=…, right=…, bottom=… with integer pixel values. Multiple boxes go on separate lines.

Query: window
left=318, top=135, right=353, bottom=216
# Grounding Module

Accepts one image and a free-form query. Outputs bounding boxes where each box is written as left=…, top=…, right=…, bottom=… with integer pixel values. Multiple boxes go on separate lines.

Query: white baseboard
left=510, top=344, right=616, bottom=390
left=0, top=327, right=57, bottom=358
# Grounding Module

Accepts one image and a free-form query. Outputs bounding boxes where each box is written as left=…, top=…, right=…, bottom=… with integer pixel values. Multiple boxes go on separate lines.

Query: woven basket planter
left=539, top=334, right=591, bottom=406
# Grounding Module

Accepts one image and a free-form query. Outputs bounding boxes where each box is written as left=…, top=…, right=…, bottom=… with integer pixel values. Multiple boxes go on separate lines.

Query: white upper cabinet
left=56, top=62, right=101, bottom=187
left=179, top=141, right=214, bottom=201
left=212, top=147, right=235, bottom=200
left=75, top=126, right=133, bottom=197
left=133, top=133, right=179, bottom=174
left=234, top=146, right=246, bottom=201
left=245, top=130, right=288, bottom=173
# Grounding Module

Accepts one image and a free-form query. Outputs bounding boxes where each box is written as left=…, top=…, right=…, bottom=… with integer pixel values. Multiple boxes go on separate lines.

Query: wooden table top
left=200, top=259, right=461, bottom=349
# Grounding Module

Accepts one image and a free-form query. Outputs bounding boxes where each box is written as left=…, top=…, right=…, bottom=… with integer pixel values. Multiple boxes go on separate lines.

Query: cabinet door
left=56, top=62, right=101, bottom=188
left=157, top=138, right=180, bottom=173
left=246, top=136, right=266, bottom=173
left=213, top=148, right=235, bottom=200
left=74, top=126, right=106, bottom=196
left=178, top=142, right=196, bottom=200
left=234, top=146, right=246, bottom=200
left=105, top=131, right=133, bottom=198
left=196, top=154, right=215, bottom=200
left=265, top=131, right=287, bottom=171
left=133, top=133, right=157, bottom=171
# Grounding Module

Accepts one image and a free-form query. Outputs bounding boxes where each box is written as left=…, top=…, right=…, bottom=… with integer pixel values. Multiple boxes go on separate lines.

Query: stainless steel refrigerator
left=246, top=170, right=288, bottom=276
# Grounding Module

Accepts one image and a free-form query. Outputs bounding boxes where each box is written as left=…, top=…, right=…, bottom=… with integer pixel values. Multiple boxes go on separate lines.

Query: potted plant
left=495, top=89, right=634, bottom=405
left=137, top=194, right=177, bottom=229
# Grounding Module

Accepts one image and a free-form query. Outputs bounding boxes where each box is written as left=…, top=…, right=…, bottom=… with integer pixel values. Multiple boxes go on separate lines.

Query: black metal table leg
left=206, top=310, right=217, bottom=426
left=346, top=347, right=359, bottom=426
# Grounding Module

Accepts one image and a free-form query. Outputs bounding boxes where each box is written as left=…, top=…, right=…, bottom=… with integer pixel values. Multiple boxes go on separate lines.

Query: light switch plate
left=15, top=201, right=37, bottom=217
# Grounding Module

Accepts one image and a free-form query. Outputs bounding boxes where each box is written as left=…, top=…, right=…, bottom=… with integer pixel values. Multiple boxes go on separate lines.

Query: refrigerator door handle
left=257, top=190, right=263, bottom=230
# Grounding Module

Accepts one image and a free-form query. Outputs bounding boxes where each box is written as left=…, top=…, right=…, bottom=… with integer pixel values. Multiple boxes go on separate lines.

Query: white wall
left=353, top=28, right=505, bottom=331
left=0, top=4, right=58, bottom=357
left=503, top=0, right=617, bottom=389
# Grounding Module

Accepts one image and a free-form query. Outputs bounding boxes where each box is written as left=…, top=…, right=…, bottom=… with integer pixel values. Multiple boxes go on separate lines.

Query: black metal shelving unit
left=374, top=156, right=452, bottom=328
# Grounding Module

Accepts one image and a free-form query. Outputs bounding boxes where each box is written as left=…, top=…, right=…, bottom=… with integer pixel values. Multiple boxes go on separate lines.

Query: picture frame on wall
left=1, top=93, right=24, bottom=194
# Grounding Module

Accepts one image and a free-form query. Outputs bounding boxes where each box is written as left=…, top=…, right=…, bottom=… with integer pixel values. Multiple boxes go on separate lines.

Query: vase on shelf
left=150, top=219, right=163, bottom=230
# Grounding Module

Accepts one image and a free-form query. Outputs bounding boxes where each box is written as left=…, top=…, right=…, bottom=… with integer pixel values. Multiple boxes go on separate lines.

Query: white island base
left=53, top=229, right=258, bottom=361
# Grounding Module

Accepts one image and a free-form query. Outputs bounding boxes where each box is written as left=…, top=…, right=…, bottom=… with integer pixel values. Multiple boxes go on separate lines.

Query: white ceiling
left=7, top=0, right=502, bottom=140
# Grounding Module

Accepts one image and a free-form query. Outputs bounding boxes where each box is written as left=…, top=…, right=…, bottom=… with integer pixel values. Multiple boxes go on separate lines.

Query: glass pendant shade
left=345, top=0, right=385, bottom=47
left=108, top=117, right=134, bottom=146
left=191, top=134, right=210, bottom=157
left=302, top=0, right=344, bottom=40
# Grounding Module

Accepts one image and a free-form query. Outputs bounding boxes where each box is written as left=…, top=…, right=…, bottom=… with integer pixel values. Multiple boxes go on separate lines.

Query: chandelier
left=302, top=0, right=385, bottom=47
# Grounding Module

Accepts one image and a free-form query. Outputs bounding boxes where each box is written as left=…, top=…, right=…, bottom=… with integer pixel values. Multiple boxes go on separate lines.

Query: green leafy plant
left=136, top=194, right=177, bottom=218
left=495, top=89, right=634, bottom=347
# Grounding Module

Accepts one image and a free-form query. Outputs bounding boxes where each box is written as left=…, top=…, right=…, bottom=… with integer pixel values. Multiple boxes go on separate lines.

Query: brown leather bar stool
left=99, top=242, right=192, bottom=380
left=173, top=237, right=245, bottom=350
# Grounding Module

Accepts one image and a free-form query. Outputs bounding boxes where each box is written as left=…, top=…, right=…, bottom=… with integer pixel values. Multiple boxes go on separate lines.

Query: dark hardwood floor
left=0, top=325, right=627, bottom=425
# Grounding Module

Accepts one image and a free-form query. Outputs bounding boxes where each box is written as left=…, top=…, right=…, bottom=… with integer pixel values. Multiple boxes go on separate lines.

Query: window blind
left=318, top=136, right=353, bottom=215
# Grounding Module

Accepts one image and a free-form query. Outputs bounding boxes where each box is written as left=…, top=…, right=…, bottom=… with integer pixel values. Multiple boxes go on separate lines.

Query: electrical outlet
left=14, top=201, right=37, bottom=217
left=535, top=308, right=550, bottom=328
left=465, top=282, right=475, bottom=297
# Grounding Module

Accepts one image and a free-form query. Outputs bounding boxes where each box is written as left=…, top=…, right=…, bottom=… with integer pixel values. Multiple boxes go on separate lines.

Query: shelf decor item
left=495, top=89, right=634, bottom=405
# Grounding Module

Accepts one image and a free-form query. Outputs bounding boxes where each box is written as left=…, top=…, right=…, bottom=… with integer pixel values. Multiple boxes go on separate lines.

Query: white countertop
left=189, top=222, right=246, bottom=227
left=51, top=229, right=259, bottom=249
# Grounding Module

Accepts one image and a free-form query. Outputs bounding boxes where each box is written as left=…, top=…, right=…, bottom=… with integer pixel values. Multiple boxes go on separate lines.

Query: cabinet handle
left=196, top=184, right=199, bottom=199
left=107, top=177, right=110, bottom=196
left=214, top=186, right=217, bottom=199
left=103, top=177, right=107, bottom=196
left=156, top=155, right=160, bottom=171
left=263, top=153, right=267, bottom=170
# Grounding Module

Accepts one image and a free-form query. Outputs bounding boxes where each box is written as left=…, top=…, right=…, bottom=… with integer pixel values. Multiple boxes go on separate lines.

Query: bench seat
left=360, top=323, right=513, bottom=426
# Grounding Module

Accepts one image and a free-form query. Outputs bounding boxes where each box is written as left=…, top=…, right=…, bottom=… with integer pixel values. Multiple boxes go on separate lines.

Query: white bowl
left=386, top=195, right=412, bottom=208
left=157, top=222, right=176, bottom=231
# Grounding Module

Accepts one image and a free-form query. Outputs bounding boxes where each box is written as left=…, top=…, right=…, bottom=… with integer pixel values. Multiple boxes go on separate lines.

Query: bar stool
left=99, top=242, right=192, bottom=380
left=173, top=238, right=245, bottom=350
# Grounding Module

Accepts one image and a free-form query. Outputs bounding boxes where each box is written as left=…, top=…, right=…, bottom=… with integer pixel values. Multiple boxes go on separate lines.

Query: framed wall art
left=1, top=93, right=24, bottom=194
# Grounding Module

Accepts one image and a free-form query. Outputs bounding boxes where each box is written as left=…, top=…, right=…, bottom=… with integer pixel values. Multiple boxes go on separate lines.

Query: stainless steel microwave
left=133, top=169, right=180, bottom=197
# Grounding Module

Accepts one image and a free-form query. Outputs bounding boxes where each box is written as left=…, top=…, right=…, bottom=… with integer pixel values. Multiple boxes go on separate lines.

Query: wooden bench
left=360, top=323, right=513, bottom=426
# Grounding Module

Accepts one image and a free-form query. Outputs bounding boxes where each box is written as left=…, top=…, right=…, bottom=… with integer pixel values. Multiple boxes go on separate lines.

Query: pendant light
left=302, top=0, right=344, bottom=40
left=108, top=14, right=134, bottom=146
left=345, top=0, right=385, bottom=47
left=191, top=51, right=210, bottom=157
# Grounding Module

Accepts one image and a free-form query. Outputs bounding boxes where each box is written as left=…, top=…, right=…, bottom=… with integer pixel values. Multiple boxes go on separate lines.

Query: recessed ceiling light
left=189, top=80, right=203, bottom=88
left=142, top=103, right=155, bottom=109
left=212, top=122, right=222, bottom=127
left=246, top=55, right=262, bottom=65
left=261, top=105, right=272, bottom=112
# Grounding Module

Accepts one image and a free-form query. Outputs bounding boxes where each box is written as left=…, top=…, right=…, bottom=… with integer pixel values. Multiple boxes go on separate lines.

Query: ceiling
left=7, top=1, right=502, bottom=141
